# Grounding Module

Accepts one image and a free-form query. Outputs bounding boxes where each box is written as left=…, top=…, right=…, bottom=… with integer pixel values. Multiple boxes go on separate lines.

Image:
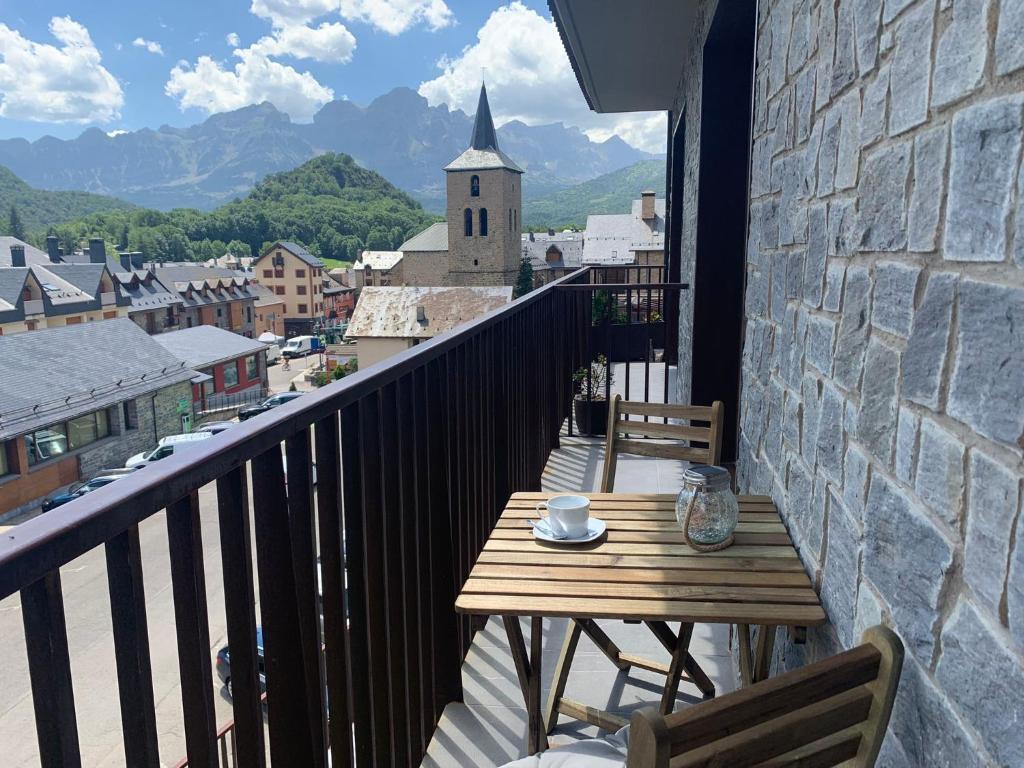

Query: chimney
left=9, top=244, right=25, bottom=268
left=88, top=238, right=106, bottom=264
left=130, top=252, right=145, bottom=270
left=46, top=235, right=60, bottom=263
left=416, top=305, right=426, bottom=323
left=528, top=232, right=535, bottom=242
left=640, top=190, right=656, bottom=221
left=548, top=228, right=555, bottom=237
left=119, top=254, right=132, bottom=271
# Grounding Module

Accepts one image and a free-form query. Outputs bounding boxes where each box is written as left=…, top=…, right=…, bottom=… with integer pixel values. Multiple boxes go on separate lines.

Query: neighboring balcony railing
left=23, top=298, right=43, bottom=315
left=100, top=291, right=116, bottom=305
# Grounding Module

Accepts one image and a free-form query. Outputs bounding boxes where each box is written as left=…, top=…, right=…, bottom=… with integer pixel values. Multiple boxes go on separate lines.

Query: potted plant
left=572, top=355, right=613, bottom=436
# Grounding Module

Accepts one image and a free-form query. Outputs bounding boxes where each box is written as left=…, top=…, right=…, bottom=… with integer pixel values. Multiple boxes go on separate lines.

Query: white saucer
left=532, top=517, right=607, bottom=544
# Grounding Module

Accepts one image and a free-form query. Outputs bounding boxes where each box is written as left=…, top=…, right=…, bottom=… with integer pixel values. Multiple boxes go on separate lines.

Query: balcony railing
left=0, top=267, right=687, bottom=767
left=23, top=298, right=43, bottom=315
left=100, top=291, right=117, bottom=305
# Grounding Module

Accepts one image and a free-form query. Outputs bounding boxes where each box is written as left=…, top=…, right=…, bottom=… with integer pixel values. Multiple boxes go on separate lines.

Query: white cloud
left=338, top=0, right=453, bottom=34
left=250, top=0, right=343, bottom=27
left=106, top=129, right=128, bottom=137
left=251, top=22, right=356, bottom=63
left=165, top=48, right=333, bottom=121
left=417, top=2, right=664, bottom=152
left=226, top=32, right=240, bottom=47
left=0, top=16, right=123, bottom=124
left=132, top=37, right=164, bottom=55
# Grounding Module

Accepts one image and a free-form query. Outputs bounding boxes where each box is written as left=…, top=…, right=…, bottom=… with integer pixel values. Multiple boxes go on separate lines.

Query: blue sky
left=0, top=1, right=664, bottom=150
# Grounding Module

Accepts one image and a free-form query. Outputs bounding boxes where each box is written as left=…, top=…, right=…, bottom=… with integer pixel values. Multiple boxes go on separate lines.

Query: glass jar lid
left=681, top=464, right=731, bottom=491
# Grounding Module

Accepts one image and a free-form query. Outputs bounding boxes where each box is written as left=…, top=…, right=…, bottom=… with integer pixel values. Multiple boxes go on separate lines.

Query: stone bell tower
left=444, top=83, right=524, bottom=286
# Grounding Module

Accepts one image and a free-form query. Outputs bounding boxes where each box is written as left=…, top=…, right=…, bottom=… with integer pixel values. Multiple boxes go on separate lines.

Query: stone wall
left=676, top=0, right=1024, bottom=764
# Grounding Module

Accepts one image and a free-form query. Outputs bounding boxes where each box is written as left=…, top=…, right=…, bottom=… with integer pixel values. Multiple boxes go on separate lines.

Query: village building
left=251, top=283, right=286, bottom=339
left=351, top=250, right=404, bottom=287
left=151, top=264, right=259, bottom=337
left=251, top=241, right=326, bottom=337
left=582, top=191, right=666, bottom=281
left=345, top=286, right=512, bottom=368
left=520, top=230, right=584, bottom=287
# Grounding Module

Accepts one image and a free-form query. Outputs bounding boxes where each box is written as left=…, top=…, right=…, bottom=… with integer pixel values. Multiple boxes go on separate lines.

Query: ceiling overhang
left=549, top=0, right=697, bottom=113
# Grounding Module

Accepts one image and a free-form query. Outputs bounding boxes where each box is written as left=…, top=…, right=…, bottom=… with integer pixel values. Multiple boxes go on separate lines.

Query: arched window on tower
left=479, top=208, right=488, bottom=236
left=464, top=208, right=473, bottom=236
left=514, top=209, right=517, bottom=230
left=470, top=175, right=480, bottom=197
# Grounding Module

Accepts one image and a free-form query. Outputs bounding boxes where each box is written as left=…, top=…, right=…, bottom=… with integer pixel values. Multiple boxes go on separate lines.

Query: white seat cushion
left=498, top=727, right=629, bottom=768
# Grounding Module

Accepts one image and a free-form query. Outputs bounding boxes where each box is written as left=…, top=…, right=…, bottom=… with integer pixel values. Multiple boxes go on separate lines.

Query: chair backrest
left=600, top=396, right=725, bottom=492
left=626, top=625, right=904, bottom=768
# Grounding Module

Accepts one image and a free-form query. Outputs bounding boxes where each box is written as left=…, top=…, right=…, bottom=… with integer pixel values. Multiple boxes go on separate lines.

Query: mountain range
left=0, top=87, right=656, bottom=213
left=0, top=165, right=133, bottom=231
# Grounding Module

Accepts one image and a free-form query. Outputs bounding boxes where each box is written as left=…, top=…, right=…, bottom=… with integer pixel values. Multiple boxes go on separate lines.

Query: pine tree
left=514, top=258, right=534, bottom=298
left=8, top=205, right=25, bottom=240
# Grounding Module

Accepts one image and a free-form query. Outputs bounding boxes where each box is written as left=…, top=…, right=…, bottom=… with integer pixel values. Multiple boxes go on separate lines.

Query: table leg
left=737, top=623, right=753, bottom=687
left=659, top=622, right=694, bottom=715
left=644, top=620, right=716, bottom=698
left=502, top=616, right=548, bottom=755
left=752, top=624, right=776, bottom=683
left=545, top=619, right=582, bottom=734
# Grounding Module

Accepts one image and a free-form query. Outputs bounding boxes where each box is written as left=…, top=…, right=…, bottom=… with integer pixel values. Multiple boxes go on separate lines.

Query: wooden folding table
left=454, top=492, right=827, bottom=754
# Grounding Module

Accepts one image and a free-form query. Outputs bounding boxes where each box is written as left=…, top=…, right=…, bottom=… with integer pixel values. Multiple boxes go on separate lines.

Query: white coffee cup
left=536, top=495, right=591, bottom=538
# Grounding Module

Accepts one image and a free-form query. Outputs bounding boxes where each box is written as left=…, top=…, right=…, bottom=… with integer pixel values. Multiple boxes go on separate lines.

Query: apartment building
left=252, top=241, right=326, bottom=337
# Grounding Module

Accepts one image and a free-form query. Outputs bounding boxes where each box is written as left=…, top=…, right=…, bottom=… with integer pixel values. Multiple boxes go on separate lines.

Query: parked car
left=281, top=335, right=323, bottom=359
left=41, top=469, right=138, bottom=511
left=264, top=343, right=282, bottom=365
left=237, top=391, right=304, bottom=421
left=215, top=627, right=265, bottom=699
left=125, top=432, right=213, bottom=468
left=196, top=420, right=235, bottom=435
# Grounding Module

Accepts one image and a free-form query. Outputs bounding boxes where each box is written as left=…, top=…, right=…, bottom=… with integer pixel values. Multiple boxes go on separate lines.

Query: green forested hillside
left=0, top=165, right=134, bottom=231
left=523, top=160, right=665, bottom=230
left=31, top=153, right=439, bottom=263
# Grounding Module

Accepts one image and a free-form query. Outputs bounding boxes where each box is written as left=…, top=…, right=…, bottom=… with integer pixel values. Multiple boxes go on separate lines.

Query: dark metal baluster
left=166, top=491, right=217, bottom=768
left=285, top=428, right=328, bottom=768
left=340, top=403, right=373, bottom=764
left=411, top=367, right=435, bottom=747
left=316, top=412, right=353, bottom=768
left=251, top=447, right=316, bottom=767
left=105, top=525, right=160, bottom=767
left=22, top=570, right=81, bottom=768
left=216, top=466, right=266, bottom=768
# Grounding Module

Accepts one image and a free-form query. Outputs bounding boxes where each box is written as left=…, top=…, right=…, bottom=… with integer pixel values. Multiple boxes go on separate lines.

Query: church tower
left=444, top=84, right=524, bottom=287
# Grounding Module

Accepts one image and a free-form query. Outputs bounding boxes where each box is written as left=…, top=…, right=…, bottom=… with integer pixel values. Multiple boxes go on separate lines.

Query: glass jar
left=675, top=465, right=738, bottom=550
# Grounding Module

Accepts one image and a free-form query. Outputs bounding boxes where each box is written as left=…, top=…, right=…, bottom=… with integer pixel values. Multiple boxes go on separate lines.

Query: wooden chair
left=626, top=625, right=904, bottom=767
left=546, top=399, right=728, bottom=733
left=600, top=396, right=725, bottom=493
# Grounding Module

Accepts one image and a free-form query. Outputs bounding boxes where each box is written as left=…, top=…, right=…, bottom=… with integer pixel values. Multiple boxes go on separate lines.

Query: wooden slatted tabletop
left=456, top=492, right=826, bottom=627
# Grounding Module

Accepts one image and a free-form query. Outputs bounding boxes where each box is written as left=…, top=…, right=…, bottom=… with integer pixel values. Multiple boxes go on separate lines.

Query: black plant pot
left=573, top=397, right=609, bottom=436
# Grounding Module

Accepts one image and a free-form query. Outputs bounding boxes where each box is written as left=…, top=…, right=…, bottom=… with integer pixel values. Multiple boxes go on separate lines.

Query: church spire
left=470, top=82, right=499, bottom=151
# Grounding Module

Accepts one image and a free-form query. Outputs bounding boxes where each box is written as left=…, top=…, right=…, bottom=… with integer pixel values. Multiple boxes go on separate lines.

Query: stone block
left=860, top=65, right=889, bottom=147
left=964, top=450, right=1020, bottom=616
left=883, top=0, right=917, bottom=22
left=856, top=337, right=900, bottom=465
left=806, top=314, right=836, bottom=375
left=801, top=373, right=821, bottom=467
left=854, top=0, right=882, bottom=75
left=901, top=272, right=956, bottom=409
left=827, top=198, right=856, bottom=256
left=835, top=90, right=861, bottom=190
left=803, top=204, right=828, bottom=306
left=788, top=0, right=812, bottom=75
left=815, top=382, right=845, bottom=481
left=770, top=252, right=788, bottom=323
left=1011, top=511, right=1024, bottom=648
left=908, top=125, right=949, bottom=252
left=888, top=1, right=935, bottom=136
left=769, top=0, right=794, bottom=97
left=823, top=263, right=844, bottom=312
left=820, top=492, right=861, bottom=647
left=871, top=260, right=920, bottom=337
left=794, top=67, right=815, bottom=143
left=744, top=264, right=770, bottom=318
left=894, top=406, right=920, bottom=484
left=779, top=154, right=809, bottom=245
left=914, top=418, right=965, bottom=529
left=816, top=0, right=837, bottom=111
left=765, top=380, right=785, bottom=469
left=891, top=653, right=987, bottom=767
left=863, top=473, right=955, bottom=664
left=832, top=0, right=857, bottom=96
left=801, top=118, right=821, bottom=199
left=856, top=141, right=911, bottom=251
left=932, top=0, right=991, bottom=108
left=817, top=107, right=841, bottom=197
left=948, top=279, right=1024, bottom=446
left=843, top=442, right=870, bottom=520
left=786, top=250, right=804, bottom=300
left=936, top=601, right=1024, bottom=766
left=945, top=94, right=1024, bottom=261
left=853, top=581, right=883, bottom=640
left=751, top=136, right=773, bottom=198
left=770, top=89, right=794, bottom=157
left=786, top=455, right=816, bottom=552
left=783, top=390, right=801, bottom=449
left=995, top=0, right=1024, bottom=75
left=1016, top=156, right=1024, bottom=269
left=834, top=265, right=872, bottom=391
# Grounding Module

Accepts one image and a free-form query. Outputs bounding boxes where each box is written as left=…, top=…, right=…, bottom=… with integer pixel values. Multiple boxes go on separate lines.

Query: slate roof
left=152, top=325, right=267, bottom=369
left=399, top=222, right=449, bottom=252
left=0, top=237, right=50, bottom=265
left=0, top=267, right=29, bottom=311
left=444, top=83, right=524, bottom=174
left=254, top=241, right=323, bottom=268
left=251, top=284, right=283, bottom=307
left=521, top=232, right=584, bottom=271
left=354, top=251, right=404, bottom=271
left=116, top=271, right=182, bottom=311
left=346, top=286, right=512, bottom=340
left=583, top=198, right=666, bottom=265
left=0, top=318, right=195, bottom=440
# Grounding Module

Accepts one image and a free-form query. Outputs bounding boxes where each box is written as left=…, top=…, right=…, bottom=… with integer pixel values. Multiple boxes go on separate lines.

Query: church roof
left=444, top=84, right=524, bottom=174
left=400, top=222, right=449, bottom=252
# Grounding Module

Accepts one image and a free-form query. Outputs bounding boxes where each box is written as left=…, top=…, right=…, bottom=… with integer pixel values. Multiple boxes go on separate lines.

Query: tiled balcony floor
left=422, top=365, right=739, bottom=767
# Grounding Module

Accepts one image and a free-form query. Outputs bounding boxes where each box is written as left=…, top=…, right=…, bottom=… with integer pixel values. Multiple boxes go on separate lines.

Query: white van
left=125, top=432, right=212, bottom=468
left=282, top=335, right=321, bottom=358
left=264, top=343, right=282, bottom=365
